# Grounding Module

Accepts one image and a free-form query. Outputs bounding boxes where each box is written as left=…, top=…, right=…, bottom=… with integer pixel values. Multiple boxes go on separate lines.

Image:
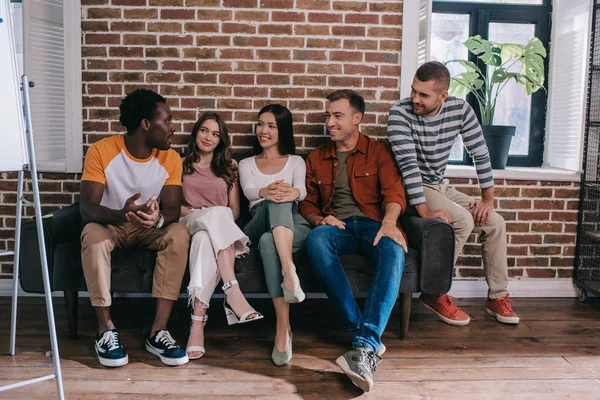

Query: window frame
left=433, top=0, right=552, bottom=167
left=15, top=0, right=83, bottom=173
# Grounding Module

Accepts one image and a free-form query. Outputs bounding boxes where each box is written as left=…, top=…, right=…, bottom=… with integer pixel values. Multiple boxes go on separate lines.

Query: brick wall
left=450, top=178, right=579, bottom=280
left=0, top=0, right=581, bottom=283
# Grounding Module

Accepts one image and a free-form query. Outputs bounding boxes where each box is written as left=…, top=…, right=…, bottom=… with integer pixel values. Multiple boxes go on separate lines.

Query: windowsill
left=445, top=165, right=581, bottom=182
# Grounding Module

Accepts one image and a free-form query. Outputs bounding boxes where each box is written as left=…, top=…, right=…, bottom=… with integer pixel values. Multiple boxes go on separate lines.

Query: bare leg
left=273, top=297, right=291, bottom=352
left=94, top=307, right=115, bottom=334
left=187, top=298, right=208, bottom=358
left=272, top=226, right=300, bottom=292
left=217, top=246, right=258, bottom=319
left=150, top=298, right=175, bottom=336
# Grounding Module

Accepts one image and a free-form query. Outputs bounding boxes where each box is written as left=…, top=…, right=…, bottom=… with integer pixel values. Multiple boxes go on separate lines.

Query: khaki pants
left=81, top=222, right=190, bottom=307
left=423, top=184, right=508, bottom=299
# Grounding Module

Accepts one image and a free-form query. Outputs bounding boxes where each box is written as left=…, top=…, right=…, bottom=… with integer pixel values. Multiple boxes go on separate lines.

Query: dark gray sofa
left=18, top=201, right=455, bottom=340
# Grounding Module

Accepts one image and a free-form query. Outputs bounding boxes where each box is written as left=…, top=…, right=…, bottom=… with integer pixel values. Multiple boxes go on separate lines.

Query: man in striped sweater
left=386, top=61, right=519, bottom=326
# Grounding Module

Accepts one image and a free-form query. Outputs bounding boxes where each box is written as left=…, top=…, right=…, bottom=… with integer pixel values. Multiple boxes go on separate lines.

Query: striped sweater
left=386, top=96, right=493, bottom=205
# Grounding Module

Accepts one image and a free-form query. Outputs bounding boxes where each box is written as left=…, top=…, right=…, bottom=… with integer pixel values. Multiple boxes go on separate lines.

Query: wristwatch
left=154, top=213, right=164, bottom=229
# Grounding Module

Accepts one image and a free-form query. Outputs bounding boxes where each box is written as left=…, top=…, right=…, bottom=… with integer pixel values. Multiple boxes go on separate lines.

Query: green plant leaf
left=499, top=43, right=523, bottom=64
left=446, top=59, right=483, bottom=75
left=463, top=35, right=502, bottom=66
left=491, top=69, right=520, bottom=85
left=521, top=37, right=546, bottom=94
left=449, top=72, right=484, bottom=97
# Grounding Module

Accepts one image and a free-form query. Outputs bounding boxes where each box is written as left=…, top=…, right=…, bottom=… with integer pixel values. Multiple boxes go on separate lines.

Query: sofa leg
left=398, top=292, right=412, bottom=340
left=64, top=291, right=78, bottom=339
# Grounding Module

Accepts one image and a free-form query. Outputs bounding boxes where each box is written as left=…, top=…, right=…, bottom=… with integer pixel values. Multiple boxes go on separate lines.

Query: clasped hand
left=260, top=180, right=299, bottom=203
left=123, top=192, right=160, bottom=228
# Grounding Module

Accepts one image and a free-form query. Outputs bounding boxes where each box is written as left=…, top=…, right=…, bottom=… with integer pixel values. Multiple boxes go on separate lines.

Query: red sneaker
left=420, top=294, right=470, bottom=326
left=486, top=294, right=519, bottom=324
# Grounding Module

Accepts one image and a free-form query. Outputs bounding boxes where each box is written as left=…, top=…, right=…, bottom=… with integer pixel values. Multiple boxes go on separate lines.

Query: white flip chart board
left=0, top=1, right=28, bottom=172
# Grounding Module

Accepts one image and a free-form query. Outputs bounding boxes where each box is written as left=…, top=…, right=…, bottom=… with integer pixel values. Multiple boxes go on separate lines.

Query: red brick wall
left=0, top=0, right=581, bottom=283
left=450, top=178, right=579, bottom=280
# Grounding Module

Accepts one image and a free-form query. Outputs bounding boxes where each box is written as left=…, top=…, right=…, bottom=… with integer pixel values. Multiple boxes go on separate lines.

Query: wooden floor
left=1, top=296, right=600, bottom=399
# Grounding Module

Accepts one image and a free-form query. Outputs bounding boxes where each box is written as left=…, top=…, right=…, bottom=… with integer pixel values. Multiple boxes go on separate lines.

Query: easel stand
left=0, top=75, right=65, bottom=399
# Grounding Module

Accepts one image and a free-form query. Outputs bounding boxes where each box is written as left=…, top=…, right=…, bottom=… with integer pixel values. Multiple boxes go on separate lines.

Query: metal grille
left=575, top=3, right=600, bottom=298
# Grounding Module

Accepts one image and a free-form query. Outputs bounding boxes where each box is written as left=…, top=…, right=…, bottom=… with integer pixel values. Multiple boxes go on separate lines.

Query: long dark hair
left=253, top=104, right=296, bottom=156
left=182, top=112, right=237, bottom=190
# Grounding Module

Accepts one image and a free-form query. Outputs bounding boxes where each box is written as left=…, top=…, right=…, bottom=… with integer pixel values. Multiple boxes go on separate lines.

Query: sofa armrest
left=400, top=213, right=455, bottom=294
left=19, top=203, right=82, bottom=293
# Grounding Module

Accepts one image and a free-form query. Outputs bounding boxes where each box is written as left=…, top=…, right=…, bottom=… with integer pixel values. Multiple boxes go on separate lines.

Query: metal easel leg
left=9, top=169, right=24, bottom=356
left=22, top=75, right=65, bottom=399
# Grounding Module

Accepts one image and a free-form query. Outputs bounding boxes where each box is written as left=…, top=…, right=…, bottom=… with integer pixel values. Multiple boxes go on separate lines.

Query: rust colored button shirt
left=299, top=133, right=407, bottom=235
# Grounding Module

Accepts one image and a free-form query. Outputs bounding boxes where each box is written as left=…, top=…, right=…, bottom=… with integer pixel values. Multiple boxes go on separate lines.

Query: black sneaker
left=95, top=329, right=128, bottom=367
left=145, top=329, right=189, bottom=366
left=335, top=347, right=377, bottom=392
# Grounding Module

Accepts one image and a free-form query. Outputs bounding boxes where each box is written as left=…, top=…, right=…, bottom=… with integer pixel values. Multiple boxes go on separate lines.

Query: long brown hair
left=182, top=112, right=237, bottom=190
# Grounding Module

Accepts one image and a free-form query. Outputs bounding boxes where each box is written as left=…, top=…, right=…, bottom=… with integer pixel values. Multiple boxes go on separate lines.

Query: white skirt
left=179, top=206, right=249, bottom=307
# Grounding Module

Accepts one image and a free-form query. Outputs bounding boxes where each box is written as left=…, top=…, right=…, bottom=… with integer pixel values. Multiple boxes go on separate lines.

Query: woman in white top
left=239, top=104, right=311, bottom=366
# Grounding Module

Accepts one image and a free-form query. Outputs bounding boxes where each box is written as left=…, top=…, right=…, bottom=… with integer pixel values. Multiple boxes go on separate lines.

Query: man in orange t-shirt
left=80, top=89, right=190, bottom=368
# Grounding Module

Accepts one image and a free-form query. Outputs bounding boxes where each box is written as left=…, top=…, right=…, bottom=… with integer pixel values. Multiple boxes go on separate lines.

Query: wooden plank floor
left=1, top=296, right=600, bottom=399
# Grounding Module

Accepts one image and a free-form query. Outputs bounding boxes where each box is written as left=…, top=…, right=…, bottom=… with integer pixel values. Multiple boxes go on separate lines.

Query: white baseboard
left=0, top=279, right=579, bottom=299
left=447, top=279, right=578, bottom=298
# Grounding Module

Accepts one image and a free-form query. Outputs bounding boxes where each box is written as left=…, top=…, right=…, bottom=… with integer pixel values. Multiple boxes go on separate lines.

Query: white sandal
left=186, top=314, right=208, bottom=360
left=222, top=279, right=264, bottom=325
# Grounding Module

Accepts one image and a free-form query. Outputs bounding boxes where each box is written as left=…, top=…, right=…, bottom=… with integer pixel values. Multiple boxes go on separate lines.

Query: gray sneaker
left=335, top=347, right=377, bottom=392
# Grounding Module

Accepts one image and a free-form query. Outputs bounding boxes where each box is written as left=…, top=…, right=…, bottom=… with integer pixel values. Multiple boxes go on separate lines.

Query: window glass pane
left=9, top=1, right=23, bottom=75
left=431, top=13, right=470, bottom=161
left=488, top=22, right=536, bottom=155
left=434, top=0, right=543, bottom=4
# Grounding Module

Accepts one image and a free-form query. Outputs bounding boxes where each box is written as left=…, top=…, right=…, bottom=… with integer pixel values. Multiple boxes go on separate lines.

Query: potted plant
left=446, top=35, right=547, bottom=169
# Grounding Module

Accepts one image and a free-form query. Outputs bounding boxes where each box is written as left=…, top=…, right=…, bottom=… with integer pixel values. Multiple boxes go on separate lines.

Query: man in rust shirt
left=299, top=89, right=408, bottom=393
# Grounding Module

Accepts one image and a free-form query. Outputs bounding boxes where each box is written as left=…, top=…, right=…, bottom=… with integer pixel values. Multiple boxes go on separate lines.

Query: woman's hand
left=260, top=180, right=299, bottom=203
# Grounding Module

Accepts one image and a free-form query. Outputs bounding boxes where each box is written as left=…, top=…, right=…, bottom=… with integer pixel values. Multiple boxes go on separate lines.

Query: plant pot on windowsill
left=482, top=125, right=515, bottom=170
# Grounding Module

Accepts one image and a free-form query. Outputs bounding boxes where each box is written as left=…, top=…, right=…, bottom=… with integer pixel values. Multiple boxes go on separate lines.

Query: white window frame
left=22, top=0, right=82, bottom=173
left=402, top=0, right=593, bottom=178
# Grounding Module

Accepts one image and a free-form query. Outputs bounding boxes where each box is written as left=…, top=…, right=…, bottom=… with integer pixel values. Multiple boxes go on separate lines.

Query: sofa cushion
left=53, top=241, right=419, bottom=297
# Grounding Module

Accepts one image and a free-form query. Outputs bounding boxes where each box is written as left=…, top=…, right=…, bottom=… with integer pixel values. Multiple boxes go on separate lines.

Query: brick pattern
left=451, top=178, right=580, bottom=280
left=0, top=0, right=583, bottom=282
left=80, top=0, right=403, bottom=152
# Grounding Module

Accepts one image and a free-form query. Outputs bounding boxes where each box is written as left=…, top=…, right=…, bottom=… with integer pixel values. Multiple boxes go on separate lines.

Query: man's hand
left=424, top=209, right=452, bottom=224
left=319, top=215, right=346, bottom=229
left=469, top=198, right=493, bottom=226
left=125, top=195, right=159, bottom=228
left=373, top=221, right=408, bottom=253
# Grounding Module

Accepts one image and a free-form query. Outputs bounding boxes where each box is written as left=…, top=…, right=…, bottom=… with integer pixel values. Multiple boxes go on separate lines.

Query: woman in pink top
left=180, top=112, right=263, bottom=360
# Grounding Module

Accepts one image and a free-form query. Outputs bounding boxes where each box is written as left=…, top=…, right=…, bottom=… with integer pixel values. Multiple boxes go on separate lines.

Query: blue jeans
left=306, top=217, right=405, bottom=353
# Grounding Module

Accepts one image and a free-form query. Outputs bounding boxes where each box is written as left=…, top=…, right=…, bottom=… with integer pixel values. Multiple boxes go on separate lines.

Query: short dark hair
left=253, top=104, right=296, bottom=156
left=119, top=89, right=167, bottom=134
left=416, top=61, right=450, bottom=91
left=326, top=89, right=365, bottom=115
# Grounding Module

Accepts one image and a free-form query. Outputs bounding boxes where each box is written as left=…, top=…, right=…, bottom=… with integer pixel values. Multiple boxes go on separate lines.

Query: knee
left=306, top=225, right=331, bottom=249
left=81, top=223, right=110, bottom=247
left=191, top=230, right=209, bottom=246
left=487, top=212, right=506, bottom=235
left=165, top=223, right=191, bottom=250
left=258, top=232, right=276, bottom=254
left=378, top=238, right=405, bottom=265
left=454, top=210, right=475, bottom=233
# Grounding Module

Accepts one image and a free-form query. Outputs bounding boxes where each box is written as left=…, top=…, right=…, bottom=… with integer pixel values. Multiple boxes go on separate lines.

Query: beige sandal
left=186, top=314, right=208, bottom=360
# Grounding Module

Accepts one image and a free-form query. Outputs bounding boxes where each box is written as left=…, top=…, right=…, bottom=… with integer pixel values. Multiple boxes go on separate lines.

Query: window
left=10, top=0, right=82, bottom=173
left=431, top=0, right=551, bottom=167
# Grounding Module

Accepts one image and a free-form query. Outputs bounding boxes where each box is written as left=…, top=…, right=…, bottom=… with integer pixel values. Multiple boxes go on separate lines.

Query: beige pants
left=423, top=184, right=508, bottom=299
left=81, top=222, right=190, bottom=307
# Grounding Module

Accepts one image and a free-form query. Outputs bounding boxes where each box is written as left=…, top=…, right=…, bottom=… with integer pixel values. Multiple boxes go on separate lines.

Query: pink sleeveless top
left=182, top=160, right=237, bottom=209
